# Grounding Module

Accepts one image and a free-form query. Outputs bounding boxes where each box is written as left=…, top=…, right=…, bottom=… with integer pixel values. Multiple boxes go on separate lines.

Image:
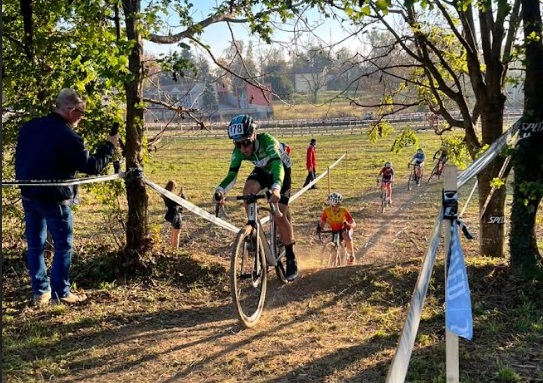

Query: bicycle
left=377, top=178, right=392, bottom=213
left=227, top=193, right=289, bottom=328
left=427, top=159, right=446, bottom=183
left=407, top=162, right=423, bottom=190
left=317, top=228, right=349, bottom=267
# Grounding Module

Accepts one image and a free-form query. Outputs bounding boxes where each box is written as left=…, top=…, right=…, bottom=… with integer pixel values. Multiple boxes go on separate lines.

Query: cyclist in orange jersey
left=316, top=192, right=357, bottom=265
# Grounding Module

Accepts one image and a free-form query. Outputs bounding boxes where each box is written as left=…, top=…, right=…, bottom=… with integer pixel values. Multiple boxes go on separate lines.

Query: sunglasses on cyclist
left=234, top=139, right=253, bottom=149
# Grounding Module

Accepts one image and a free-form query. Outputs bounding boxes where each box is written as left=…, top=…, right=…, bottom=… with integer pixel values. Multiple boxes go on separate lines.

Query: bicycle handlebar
left=236, top=194, right=283, bottom=218
left=316, top=229, right=344, bottom=244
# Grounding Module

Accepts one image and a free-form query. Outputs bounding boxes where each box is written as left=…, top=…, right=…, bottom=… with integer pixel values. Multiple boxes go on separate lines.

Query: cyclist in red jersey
left=377, top=161, right=394, bottom=204
left=316, top=192, right=357, bottom=265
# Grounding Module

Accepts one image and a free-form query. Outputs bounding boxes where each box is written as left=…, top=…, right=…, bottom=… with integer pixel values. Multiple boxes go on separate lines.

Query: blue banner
left=446, top=223, right=473, bottom=340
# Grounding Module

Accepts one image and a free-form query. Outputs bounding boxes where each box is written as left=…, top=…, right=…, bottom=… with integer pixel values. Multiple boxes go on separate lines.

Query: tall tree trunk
left=121, top=0, right=152, bottom=275
left=477, top=97, right=507, bottom=257
left=510, top=0, right=543, bottom=275
left=510, top=130, right=542, bottom=272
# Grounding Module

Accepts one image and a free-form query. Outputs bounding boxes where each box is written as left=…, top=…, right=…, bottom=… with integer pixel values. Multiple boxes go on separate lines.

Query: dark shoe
left=33, top=291, right=51, bottom=307
left=285, top=258, right=299, bottom=281
left=51, top=292, right=88, bottom=305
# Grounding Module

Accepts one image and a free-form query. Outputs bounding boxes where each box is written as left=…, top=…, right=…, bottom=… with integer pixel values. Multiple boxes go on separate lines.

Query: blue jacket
left=15, top=112, right=115, bottom=203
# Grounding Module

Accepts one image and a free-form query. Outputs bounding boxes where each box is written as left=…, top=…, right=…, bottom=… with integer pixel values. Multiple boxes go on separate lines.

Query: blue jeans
left=22, top=199, right=74, bottom=299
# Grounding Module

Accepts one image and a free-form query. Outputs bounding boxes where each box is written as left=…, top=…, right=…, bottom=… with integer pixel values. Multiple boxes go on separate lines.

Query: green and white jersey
left=217, top=133, right=292, bottom=193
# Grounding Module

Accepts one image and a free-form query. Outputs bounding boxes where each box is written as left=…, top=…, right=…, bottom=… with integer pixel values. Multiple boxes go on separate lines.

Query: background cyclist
left=377, top=161, right=394, bottom=204
left=213, top=114, right=299, bottom=281
left=432, top=147, right=448, bottom=175
left=409, top=148, right=426, bottom=185
left=316, top=192, right=357, bottom=266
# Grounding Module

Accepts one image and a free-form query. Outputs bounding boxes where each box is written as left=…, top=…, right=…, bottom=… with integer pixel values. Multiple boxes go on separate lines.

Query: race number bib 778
left=228, top=123, right=244, bottom=138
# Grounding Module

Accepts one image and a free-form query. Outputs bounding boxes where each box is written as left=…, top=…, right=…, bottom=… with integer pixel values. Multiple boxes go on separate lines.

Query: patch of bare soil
left=16, top=178, right=541, bottom=383
left=41, top=181, right=443, bottom=383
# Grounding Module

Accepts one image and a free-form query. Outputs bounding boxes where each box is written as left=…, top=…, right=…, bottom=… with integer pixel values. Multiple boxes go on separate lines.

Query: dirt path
left=54, top=180, right=445, bottom=383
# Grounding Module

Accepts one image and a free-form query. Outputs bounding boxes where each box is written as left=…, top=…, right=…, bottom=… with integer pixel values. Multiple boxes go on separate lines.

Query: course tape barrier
left=2, top=173, right=122, bottom=187
left=385, top=212, right=443, bottom=382
left=258, top=152, right=347, bottom=226
left=387, top=119, right=521, bottom=382
left=457, top=120, right=520, bottom=188
left=142, top=178, right=240, bottom=234
left=144, top=153, right=346, bottom=231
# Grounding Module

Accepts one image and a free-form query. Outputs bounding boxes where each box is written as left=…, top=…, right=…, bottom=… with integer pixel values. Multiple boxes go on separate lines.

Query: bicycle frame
left=244, top=194, right=283, bottom=269
left=407, top=163, right=422, bottom=190
left=379, top=179, right=392, bottom=212
left=230, top=193, right=288, bottom=328
left=318, top=229, right=346, bottom=267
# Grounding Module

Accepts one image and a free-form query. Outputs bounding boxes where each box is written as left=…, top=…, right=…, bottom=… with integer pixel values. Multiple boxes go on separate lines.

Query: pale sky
left=144, top=0, right=366, bottom=60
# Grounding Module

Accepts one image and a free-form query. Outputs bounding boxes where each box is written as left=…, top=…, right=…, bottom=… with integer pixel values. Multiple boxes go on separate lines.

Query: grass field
left=2, top=128, right=542, bottom=383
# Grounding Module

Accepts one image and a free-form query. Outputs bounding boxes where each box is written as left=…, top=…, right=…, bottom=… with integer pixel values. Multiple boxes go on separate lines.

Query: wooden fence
left=146, top=110, right=524, bottom=140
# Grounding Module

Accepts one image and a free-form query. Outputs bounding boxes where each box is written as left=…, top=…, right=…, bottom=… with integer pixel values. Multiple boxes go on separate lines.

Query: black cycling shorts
left=246, top=165, right=291, bottom=205
left=171, top=213, right=182, bottom=230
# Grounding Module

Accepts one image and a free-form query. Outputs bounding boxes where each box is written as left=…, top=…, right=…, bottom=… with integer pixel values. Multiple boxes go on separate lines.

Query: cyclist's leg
left=342, top=230, right=353, bottom=254
left=267, top=165, right=298, bottom=280
left=342, top=230, right=355, bottom=265
left=387, top=181, right=392, bottom=202
left=243, top=168, right=264, bottom=210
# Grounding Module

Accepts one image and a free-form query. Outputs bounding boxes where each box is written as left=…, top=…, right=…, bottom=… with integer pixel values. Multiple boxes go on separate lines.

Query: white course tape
left=2, top=173, right=122, bottom=187
left=142, top=178, right=240, bottom=234
left=386, top=211, right=443, bottom=382
left=457, top=120, right=520, bottom=188
left=290, top=152, right=347, bottom=203
left=259, top=152, right=347, bottom=226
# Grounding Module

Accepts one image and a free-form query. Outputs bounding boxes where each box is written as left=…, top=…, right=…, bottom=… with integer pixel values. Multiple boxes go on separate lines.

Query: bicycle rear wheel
left=230, top=229, right=267, bottom=328
left=321, top=242, right=338, bottom=267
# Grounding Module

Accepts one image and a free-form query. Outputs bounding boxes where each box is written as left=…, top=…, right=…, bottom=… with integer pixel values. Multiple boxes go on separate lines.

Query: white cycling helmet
left=327, top=192, right=343, bottom=206
left=385, top=161, right=392, bottom=168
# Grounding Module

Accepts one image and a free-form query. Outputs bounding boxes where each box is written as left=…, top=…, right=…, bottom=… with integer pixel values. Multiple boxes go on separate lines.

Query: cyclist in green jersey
left=214, top=114, right=298, bottom=281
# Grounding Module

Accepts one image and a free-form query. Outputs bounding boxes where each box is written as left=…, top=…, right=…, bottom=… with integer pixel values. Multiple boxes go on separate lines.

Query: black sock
left=285, top=243, right=295, bottom=260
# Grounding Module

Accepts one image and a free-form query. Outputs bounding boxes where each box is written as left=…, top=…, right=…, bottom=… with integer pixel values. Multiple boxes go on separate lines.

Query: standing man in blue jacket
left=15, top=88, right=120, bottom=306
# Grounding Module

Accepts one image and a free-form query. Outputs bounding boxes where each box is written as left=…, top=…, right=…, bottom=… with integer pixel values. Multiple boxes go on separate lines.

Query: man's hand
left=343, top=222, right=352, bottom=231
left=213, top=190, right=224, bottom=205
left=107, top=134, right=120, bottom=149
left=268, top=188, right=281, bottom=204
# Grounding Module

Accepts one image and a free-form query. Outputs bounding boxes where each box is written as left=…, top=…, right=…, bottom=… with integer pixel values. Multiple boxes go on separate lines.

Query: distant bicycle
left=407, top=163, right=423, bottom=190
left=226, top=193, right=289, bottom=328
left=377, top=178, right=392, bottom=213
left=317, top=228, right=349, bottom=267
left=427, top=159, right=446, bottom=183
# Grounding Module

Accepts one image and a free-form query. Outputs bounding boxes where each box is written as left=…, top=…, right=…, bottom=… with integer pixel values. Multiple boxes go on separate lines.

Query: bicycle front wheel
left=407, top=173, right=413, bottom=191
left=230, top=229, right=267, bottom=328
left=381, top=189, right=386, bottom=213
left=321, top=242, right=338, bottom=267
left=428, top=165, right=438, bottom=183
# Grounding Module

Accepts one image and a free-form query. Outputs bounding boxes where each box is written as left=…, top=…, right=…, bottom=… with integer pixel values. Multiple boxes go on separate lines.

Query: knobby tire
left=428, top=164, right=439, bottom=183
left=230, top=229, right=267, bottom=328
left=321, top=242, right=339, bottom=267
